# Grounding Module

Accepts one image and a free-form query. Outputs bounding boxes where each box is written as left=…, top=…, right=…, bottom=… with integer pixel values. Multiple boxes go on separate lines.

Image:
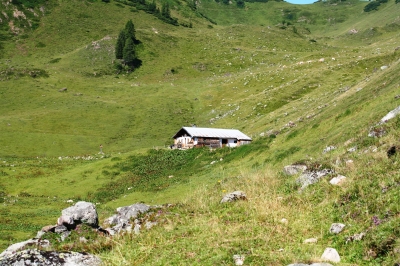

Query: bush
left=364, top=1, right=380, bottom=12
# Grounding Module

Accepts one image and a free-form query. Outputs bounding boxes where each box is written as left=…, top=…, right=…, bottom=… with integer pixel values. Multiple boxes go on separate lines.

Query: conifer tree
left=123, top=38, right=136, bottom=67
left=124, top=19, right=136, bottom=43
left=115, top=20, right=140, bottom=71
left=115, top=30, right=126, bottom=59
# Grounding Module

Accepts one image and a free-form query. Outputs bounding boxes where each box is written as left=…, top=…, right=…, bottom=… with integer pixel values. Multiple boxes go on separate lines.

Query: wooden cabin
left=172, top=127, right=252, bottom=149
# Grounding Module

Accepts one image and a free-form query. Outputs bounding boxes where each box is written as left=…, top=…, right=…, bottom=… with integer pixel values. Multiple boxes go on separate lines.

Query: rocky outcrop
left=296, top=169, right=334, bottom=190
left=0, top=201, right=169, bottom=265
left=220, top=191, right=247, bottom=203
left=283, top=164, right=307, bottom=175
left=103, top=203, right=151, bottom=235
left=59, top=201, right=99, bottom=229
left=0, top=239, right=50, bottom=258
left=0, top=249, right=101, bottom=266
left=368, top=106, right=400, bottom=137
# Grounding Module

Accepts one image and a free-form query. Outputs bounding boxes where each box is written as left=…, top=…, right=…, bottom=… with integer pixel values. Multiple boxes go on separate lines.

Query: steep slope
left=0, top=0, right=399, bottom=264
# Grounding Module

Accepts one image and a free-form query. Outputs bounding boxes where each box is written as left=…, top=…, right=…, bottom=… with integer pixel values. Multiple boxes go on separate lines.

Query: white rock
left=323, top=146, right=336, bottom=153
left=379, top=106, right=400, bottom=124
left=321, top=247, right=340, bottom=263
left=233, top=254, right=245, bottom=265
left=280, top=218, right=288, bottom=224
left=329, top=175, right=346, bottom=185
left=303, top=238, right=318, bottom=244
left=330, top=223, right=345, bottom=234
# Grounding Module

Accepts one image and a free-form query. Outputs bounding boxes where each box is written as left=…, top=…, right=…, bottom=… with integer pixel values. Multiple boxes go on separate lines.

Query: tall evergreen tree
left=124, top=19, right=136, bottom=43
left=123, top=38, right=136, bottom=67
left=115, top=30, right=126, bottom=59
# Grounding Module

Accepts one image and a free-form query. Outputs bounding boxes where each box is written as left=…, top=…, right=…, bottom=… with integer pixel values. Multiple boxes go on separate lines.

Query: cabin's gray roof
left=173, top=127, right=252, bottom=141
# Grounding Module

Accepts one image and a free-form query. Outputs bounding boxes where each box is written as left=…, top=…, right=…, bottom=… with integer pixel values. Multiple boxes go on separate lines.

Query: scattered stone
left=58, top=87, right=67, bottom=92
left=134, top=223, right=141, bottom=235
left=233, top=254, right=245, bottom=265
left=321, top=248, right=340, bottom=263
left=323, top=146, right=336, bottom=153
left=346, top=232, right=366, bottom=243
left=330, top=223, right=345, bottom=234
left=54, top=225, right=68, bottom=234
left=283, top=164, right=307, bottom=175
left=220, top=191, right=247, bottom=203
left=380, top=65, right=388, bottom=70
left=303, top=238, right=318, bottom=244
left=280, top=218, right=288, bottom=224
left=329, top=175, right=346, bottom=185
left=349, top=28, right=358, bottom=34
left=368, top=127, right=386, bottom=138
left=345, top=160, right=354, bottom=167
left=0, top=249, right=101, bottom=266
left=296, top=169, right=334, bottom=190
left=347, top=146, right=357, bottom=153
left=286, top=121, right=296, bottom=127
left=145, top=221, right=157, bottom=230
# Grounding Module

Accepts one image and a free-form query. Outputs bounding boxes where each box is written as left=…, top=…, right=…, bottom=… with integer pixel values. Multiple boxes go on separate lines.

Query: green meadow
left=0, top=0, right=399, bottom=264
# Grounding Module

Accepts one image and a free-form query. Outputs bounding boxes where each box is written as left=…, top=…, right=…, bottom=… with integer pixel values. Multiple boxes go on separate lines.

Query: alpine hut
left=172, top=126, right=252, bottom=149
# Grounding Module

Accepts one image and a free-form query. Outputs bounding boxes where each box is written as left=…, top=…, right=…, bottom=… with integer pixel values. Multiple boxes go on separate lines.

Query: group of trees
left=364, top=0, right=388, bottom=12
left=115, top=20, right=141, bottom=71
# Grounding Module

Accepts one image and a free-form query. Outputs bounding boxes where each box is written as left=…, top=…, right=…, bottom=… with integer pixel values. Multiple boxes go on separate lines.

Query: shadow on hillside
left=132, top=58, right=143, bottom=70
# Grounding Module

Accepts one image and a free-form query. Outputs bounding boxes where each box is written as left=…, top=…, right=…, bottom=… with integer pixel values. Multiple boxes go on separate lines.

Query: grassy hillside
left=0, top=0, right=400, bottom=264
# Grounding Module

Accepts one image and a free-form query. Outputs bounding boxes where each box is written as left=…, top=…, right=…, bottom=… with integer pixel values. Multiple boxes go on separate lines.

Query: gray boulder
left=220, top=191, right=247, bottom=203
left=105, top=203, right=150, bottom=226
left=329, top=223, right=345, bottom=234
left=61, top=201, right=99, bottom=228
left=296, top=169, right=334, bottom=190
left=321, top=248, right=340, bottom=263
left=104, top=203, right=150, bottom=235
left=283, top=165, right=307, bottom=175
left=0, top=249, right=101, bottom=266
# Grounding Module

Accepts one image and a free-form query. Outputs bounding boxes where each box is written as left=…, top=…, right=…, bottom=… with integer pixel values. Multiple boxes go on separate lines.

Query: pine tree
left=115, top=30, right=125, bottom=59
left=123, top=38, right=136, bottom=67
left=124, top=19, right=136, bottom=43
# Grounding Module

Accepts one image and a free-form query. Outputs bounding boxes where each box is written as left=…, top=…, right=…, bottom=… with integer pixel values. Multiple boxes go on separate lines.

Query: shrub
left=364, top=1, right=380, bottom=12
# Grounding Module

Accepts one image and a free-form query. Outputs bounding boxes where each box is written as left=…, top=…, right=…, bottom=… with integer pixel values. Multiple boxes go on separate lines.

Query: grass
left=0, top=0, right=400, bottom=264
